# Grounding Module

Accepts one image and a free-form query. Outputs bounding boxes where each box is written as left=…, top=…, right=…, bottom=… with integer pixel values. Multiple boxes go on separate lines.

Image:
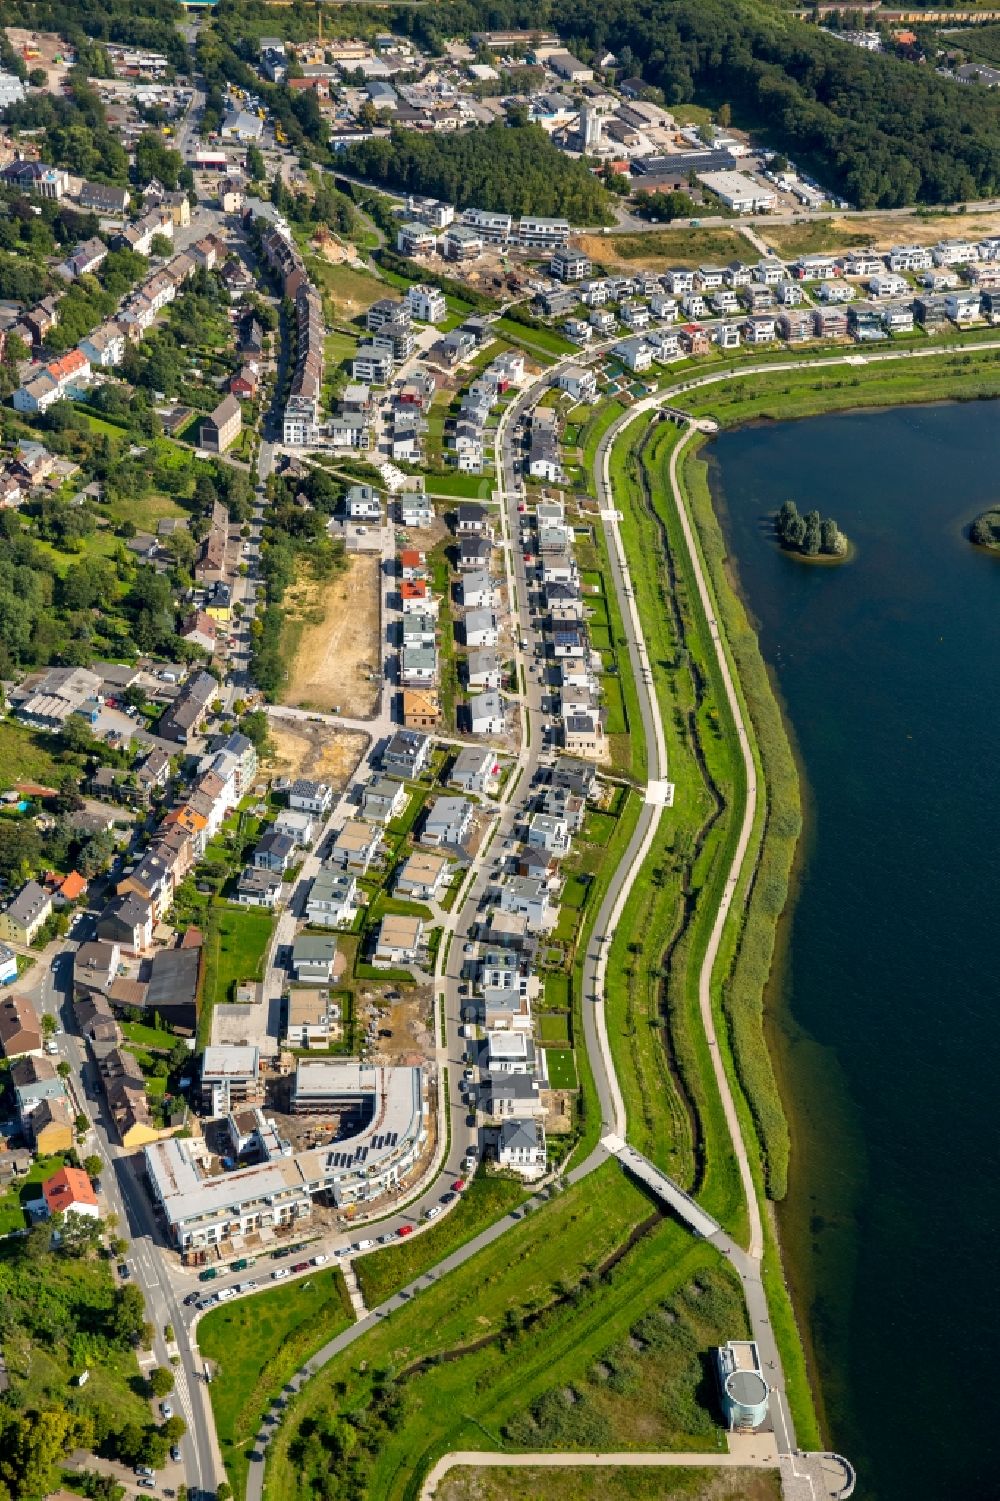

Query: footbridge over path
left=603, top=1134, right=724, bottom=1242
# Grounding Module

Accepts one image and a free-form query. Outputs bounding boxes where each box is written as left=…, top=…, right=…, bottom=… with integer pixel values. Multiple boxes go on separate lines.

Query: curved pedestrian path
left=234, top=331, right=997, bottom=1500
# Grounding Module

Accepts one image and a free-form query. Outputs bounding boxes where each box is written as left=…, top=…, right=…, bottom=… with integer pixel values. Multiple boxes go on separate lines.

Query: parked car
left=311, top=1254, right=328, bottom=1266
left=198, top=1268, right=217, bottom=1282
left=425, top=1205, right=442, bottom=1221
left=118, top=1262, right=130, bottom=1279
left=272, top=1267, right=290, bottom=1281
left=291, top=1261, right=309, bottom=1273
left=397, top=1225, right=414, bottom=1237
left=160, top=1402, right=173, bottom=1419
left=452, top=1179, right=466, bottom=1192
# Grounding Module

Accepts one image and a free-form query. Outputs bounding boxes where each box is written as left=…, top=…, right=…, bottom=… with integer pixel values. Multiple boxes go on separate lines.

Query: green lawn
left=265, top=1165, right=745, bottom=1501
left=539, top=1012, right=570, bottom=1043
left=200, top=1270, right=354, bottom=1501
left=353, top=1172, right=528, bottom=1306
left=543, top=973, right=570, bottom=1010
left=0, top=1153, right=68, bottom=1234
left=120, top=1019, right=179, bottom=1052
left=493, top=317, right=578, bottom=358
left=426, top=473, right=495, bottom=500
left=200, top=903, right=275, bottom=1040
left=560, top=875, right=588, bottom=910
left=545, top=1047, right=578, bottom=1090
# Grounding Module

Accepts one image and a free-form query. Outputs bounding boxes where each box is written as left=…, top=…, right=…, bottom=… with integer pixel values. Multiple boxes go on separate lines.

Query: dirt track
left=283, top=554, right=381, bottom=716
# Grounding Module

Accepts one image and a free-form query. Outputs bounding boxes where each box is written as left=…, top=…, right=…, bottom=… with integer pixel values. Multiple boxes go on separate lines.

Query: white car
left=425, top=1205, right=442, bottom=1221
left=311, top=1254, right=328, bottom=1266
left=272, top=1267, right=290, bottom=1281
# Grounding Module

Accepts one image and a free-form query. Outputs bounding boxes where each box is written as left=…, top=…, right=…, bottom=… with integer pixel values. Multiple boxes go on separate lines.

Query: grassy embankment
left=199, top=1270, right=354, bottom=1501
left=353, top=1173, right=528, bottom=1305
left=437, top=1467, right=782, bottom=1501
left=592, top=394, right=819, bottom=1440
left=263, top=1164, right=750, bottom=1501
left=599, top=420, right=754, bottom=1241
left=611, top=343, right=1000, bottom=1442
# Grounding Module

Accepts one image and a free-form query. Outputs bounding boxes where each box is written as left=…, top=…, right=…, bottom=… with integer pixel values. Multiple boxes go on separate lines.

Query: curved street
left=232, top=329, right=997, bottom=1501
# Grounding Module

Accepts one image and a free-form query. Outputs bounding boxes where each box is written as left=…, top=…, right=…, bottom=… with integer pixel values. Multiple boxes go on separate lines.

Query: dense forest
left=342, top=121, right=613, bottom=221
left=382, top=0, right=1000, bottom=208
left=775, top=499, right=847, bottom=558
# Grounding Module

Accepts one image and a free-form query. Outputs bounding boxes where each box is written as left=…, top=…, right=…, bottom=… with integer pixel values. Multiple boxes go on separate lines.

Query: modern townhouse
left=305, top=867, right=358, bottom=929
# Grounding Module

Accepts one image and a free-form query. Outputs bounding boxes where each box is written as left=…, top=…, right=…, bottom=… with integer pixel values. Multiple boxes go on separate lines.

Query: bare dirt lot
left=282, top=553, right=381, bottom=716
left=6, top=28, right=73, bottom=93
left=265, top=722, right=368, bottom=787
left=372, top=994, right=436, bottom=1064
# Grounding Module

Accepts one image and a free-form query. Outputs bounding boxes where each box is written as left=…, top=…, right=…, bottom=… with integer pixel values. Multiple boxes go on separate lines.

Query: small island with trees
left=775, top=500, right=849, bottom=561
left=969, top=506, right=1000, bottom=550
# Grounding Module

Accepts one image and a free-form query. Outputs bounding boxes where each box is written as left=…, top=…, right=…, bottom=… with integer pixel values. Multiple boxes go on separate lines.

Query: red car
left=452, top=1179, right=466, bottom=1192
left=397, top=1225, right=414, bottom=1237
left=291, top=1262, right=309, bottom=1273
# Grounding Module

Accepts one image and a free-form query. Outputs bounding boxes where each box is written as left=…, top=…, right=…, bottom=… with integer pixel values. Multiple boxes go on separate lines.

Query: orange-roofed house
left=399, top=549, right=426, bottom=581
left=401, top=578, right=427, bottom=605
left=42, top=1165, right=100, bottom=1220
left=58, top=870, right=87, bottom=903
left=47, top=348, right=92, bottom=393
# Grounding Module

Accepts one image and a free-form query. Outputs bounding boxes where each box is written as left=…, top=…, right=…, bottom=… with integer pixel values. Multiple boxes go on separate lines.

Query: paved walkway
left=420, top=1444, right=781, bottom=1499
left=228, top=328, right=998, bottom=1501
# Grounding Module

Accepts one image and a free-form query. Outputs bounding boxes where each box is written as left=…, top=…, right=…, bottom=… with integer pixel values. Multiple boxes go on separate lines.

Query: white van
left=216, top=1286, right=235, bottom=1302
left=272, top=1267, right=290, bottom=1281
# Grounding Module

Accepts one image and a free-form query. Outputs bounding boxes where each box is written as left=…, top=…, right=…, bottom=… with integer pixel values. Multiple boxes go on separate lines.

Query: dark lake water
left=707, top=402, right=1000, bottom=1501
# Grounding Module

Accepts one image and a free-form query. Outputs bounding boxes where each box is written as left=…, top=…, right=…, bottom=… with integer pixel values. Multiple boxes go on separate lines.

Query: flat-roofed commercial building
left=145, top=1061, right=425, bottom=1246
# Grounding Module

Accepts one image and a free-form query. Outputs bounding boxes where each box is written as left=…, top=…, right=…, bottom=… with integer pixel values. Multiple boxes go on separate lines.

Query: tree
left=41, top=1013, right=57, bottom=1038
left=150, top=233, right=172, bottom=258
left=148, top=1366, right=174, bottom=1399
left=110, top=1283, right=148, bottom=1346
left=28, top=68, right=47, bottom=88
left=216, top=1484, right=232, bottom=1501
left=83, top=1154, right=102, bottom=1179
left=75, top=1112, right=90, bottom=1135
left=57, top=1061, right=71, bottom=1079
left=247, top=143, right=265, bottom=181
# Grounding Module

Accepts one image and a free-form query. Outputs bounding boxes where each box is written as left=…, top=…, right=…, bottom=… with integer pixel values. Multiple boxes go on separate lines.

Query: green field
left=494, top=317, right=578, bottom=359
left=120, top=1019, right=178, bottom=1052
left=0, top=720, right=67, bottom=793
left=539, top=1012, right=570, bottom=1043
left=545, top=1047, right=578, bottom=1089
left=603, top=226, right=749, bottom=267
left=265, top=1165, right=746, bottom=1501
left=353, top=1172, right=528, bottom=1306
left=200, top=1270, right=353, bottom=1501
left=438, top=1466, right=782, bottom=1501
left=200, top=904, right=275, bottom=1033
left=426, top=472, right=495, bottom=500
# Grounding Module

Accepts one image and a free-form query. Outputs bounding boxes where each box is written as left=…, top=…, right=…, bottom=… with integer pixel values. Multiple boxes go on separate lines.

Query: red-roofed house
left=42, top=1165, right=100, bottom=1219
left=399, top=549, right=426, bottom=581
left=58, top=871, right=87, bottom=903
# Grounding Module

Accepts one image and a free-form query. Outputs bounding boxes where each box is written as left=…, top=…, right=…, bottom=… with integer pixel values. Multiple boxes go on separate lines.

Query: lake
left=707, top=401, right=1000, bottom=1501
